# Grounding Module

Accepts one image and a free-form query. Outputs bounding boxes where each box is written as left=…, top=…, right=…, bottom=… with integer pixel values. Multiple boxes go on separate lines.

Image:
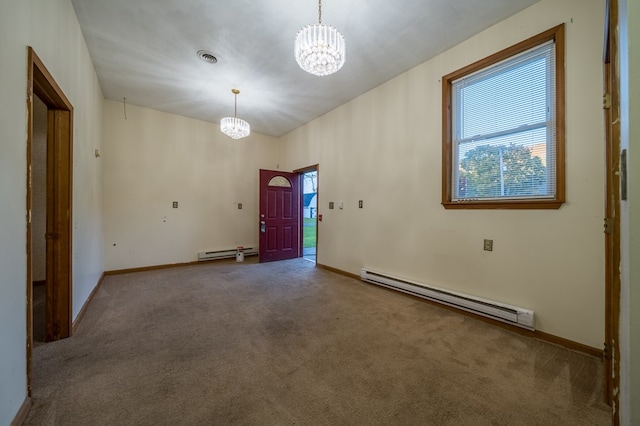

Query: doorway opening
left=32, top=94, right=48, bottom=345
left=299, top=167, right=318, bottom=263
left=26, top=47, right=74, bottom=396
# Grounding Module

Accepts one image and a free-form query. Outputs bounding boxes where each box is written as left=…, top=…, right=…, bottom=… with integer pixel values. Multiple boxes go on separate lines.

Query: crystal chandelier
left=220, top=88, right=250, bottom=139
left=294, top=0, right=345, bottom=76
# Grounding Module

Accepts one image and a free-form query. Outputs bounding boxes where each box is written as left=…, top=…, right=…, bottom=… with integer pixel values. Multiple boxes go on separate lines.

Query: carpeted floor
left=26, top=258, right=612, bottom=425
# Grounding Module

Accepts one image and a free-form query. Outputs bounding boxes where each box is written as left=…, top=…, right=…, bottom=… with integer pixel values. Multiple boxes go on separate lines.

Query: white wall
left=102, top=101, right=280, bottom=270
left=280, top=0, right=605, bottom=348
left=0, top=1, right=104, bottom=423
left=619, top=0, right=639, bottom=423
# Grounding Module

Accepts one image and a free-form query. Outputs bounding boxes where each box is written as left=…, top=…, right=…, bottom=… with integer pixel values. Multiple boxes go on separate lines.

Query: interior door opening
left=27, top=47, right=74, bottom=396
left=301, top=169, right=318, bottom=263
left=32, top=94, right=48, bottom=345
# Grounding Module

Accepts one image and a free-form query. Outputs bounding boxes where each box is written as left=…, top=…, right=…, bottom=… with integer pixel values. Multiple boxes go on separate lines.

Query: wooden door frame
left=26, top=47, right=74, bottom=396
left=294, top=165, right=319, bottom=261
left=603, top=0, right=621, bottom=421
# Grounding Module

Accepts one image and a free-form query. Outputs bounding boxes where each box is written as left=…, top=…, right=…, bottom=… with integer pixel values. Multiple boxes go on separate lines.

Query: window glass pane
left=268, top=176, right=291, bottom=187
left=450, top=41, right=556, bottom=201
left=454, top=127, right=554, bottom=199
left=455, top=46, right=552, bottom=140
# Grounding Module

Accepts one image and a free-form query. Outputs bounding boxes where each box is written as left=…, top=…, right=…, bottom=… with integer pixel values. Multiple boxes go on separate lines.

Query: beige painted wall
left=0, top=0, right=104, bottom=423
left=102, top=100, right=281, bottom=270
left=280, top=0, right=605, bottom=348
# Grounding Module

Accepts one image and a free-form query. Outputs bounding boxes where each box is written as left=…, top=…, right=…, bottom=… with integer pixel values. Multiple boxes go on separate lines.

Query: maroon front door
left=259, top=169, right=300, bottom=262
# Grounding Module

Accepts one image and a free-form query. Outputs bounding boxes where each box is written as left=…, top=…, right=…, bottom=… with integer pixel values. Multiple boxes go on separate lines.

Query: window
left=442, top=25, right=564, bottom=209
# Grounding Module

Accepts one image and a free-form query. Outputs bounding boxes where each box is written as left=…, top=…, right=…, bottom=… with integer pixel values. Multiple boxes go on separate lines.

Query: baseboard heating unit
left=360, top=268, right=534, bottom=330
left=198, top=247, right=258, bottom=261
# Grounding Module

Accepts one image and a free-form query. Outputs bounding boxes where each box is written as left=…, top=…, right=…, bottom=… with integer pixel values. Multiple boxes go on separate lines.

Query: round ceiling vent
left=197, top=50, right=218, bottom=64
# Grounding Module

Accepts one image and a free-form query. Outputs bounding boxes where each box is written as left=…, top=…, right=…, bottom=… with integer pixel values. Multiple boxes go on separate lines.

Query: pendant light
left=220, top=88, right=250, bottom=140
left=294, top=0, right=345, bottom=76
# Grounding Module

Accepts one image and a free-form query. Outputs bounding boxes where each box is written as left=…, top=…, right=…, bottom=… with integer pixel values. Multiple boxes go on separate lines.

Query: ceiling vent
left=197, top=50, right=218, bottom=64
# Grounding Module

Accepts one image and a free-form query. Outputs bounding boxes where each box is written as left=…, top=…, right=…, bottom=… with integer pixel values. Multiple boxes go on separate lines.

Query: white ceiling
left=71, top=0, right=539, bottom=137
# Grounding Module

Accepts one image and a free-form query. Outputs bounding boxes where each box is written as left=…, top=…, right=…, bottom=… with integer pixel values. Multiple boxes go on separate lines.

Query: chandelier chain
left=318, top=0, right=322, bottom=24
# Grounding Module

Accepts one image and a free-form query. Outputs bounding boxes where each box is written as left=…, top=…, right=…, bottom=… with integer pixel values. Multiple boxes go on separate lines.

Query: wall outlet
left=172, top=201, right=178, bottom=208
left=238, top=203, right=242, bottom=209
left=359, top=200, right=363, bottom=208
left=483, top=239, right=493, bottom=251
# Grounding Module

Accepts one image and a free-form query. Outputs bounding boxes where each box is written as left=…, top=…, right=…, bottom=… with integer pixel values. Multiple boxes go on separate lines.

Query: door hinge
left=603, top=342, right=609, bottom=360
left=604, top=217, right=613, bottom=234
left=603, top=93, right=612, bottom=109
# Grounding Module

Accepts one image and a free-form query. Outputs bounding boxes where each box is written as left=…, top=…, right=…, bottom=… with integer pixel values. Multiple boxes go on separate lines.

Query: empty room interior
left=1, top=0, right=639, bottom=424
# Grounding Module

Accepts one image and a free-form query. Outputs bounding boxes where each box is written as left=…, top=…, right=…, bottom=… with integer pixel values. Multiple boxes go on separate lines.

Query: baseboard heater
left=360, top=268, right=534, bottom=330
left=198, top=247, right=258, bottom=261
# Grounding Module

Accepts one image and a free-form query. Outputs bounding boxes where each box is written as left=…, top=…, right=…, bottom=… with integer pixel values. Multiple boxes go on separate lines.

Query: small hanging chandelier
left=294, top=0, right=345, bottom=76
left=220, top=88, right=250, bottom=140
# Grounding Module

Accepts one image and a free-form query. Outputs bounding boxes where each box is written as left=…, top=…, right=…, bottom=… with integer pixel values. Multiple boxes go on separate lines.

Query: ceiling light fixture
left=220, top=89, right=250, bottom=140
left=294, top=0, right=345, bottom=76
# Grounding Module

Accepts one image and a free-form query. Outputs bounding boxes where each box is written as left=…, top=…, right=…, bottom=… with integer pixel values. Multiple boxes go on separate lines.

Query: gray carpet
left=26, top=258, right=611, bottom=425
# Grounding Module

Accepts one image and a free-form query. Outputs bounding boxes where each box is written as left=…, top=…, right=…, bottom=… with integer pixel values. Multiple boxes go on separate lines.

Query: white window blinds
left=451, top=41, right=556, bottom=201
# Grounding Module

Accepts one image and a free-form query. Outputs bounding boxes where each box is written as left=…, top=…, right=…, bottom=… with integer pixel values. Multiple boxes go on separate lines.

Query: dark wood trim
left=316, top=263, right=360, bottom=280
left=534, top=330, right=603, bottom=359
left=603, top=0, right=621, bottom=417
left=72, top=273, right=105, bottom=333
left=441, top=24, right=566, bottom=209
left=293, top=164, right=319, bottom=174
left=104, top=258, right=252, bottom=276
left=295, top=164, right=320, bottom=260
left=105, top=261, right=201, bottom=275
left=26, top=47, right=35, bottom=399
left=45, top=109, right=55, bottom=342
left=29, top=49, right=73, bottom=108
left=319, top=263, right=604, bottom=359
left=555, top=23, right=566, bottom=205
left=32, top=280, right=46, bottom=287
left=442, top=200, right=564, bottom=210
left=52, top=109, right=73, bottom=339
left=10, top=396, right=32, bottom=426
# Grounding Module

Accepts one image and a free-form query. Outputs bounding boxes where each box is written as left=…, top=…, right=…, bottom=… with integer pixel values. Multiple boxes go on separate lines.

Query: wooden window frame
left=441, top=24, right=565, bottom=210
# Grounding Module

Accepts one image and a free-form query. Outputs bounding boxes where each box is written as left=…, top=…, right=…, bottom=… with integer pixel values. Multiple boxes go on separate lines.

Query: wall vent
left=360, top=268, right=534, bottom=330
